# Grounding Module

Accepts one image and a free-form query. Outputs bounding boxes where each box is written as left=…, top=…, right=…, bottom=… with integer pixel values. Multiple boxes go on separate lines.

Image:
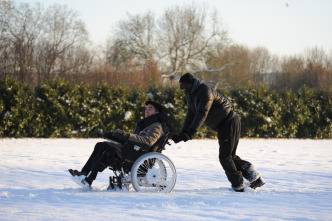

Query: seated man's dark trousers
left=81, top=142, right=117, bottom=181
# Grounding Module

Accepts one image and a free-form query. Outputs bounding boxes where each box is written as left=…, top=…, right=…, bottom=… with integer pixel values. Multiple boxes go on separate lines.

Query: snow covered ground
left=1, top=138, right=331, bottom=220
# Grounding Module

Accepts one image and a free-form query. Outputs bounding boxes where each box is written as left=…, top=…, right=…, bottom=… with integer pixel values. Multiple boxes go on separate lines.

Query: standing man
left=172, top=73, right=265, bottom=192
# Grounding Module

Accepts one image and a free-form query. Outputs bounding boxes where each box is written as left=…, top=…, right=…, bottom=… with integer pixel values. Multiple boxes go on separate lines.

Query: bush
left=0, top=78, right=331, bottom=138
left=0, top=78, right=37, bottom=137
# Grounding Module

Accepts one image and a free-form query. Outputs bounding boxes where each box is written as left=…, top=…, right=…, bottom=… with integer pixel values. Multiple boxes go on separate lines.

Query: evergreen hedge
left=1, top=78, right=331, bottom=138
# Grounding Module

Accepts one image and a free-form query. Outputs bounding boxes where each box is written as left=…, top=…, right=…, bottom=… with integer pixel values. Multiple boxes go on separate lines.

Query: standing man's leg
left=229, top=116, right=265, bottom=189
left=218, top=115, right=244, bottom=191
left=233, top=156, right=258, bottom=182
left=233, top=156, right=265, bottom=189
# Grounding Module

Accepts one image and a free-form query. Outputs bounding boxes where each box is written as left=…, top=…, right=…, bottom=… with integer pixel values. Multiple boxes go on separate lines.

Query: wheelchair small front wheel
left=131, top=152, right=177, bottom=193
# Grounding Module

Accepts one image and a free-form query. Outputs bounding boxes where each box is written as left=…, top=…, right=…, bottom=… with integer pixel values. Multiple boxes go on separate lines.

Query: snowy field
left=1, top=138, right=332, bottom=220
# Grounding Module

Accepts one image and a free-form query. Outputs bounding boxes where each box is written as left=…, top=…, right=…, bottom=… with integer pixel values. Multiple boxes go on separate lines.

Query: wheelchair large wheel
left=131, top=152, right=176, bottom=193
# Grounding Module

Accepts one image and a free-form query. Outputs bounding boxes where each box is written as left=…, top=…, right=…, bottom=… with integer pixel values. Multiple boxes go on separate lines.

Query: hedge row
left=1, top=78, right=331, bottom=138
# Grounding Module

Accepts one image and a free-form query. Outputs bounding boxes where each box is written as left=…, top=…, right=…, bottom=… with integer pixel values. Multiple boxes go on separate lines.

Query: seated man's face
left=145, top=104, right=159, bottom=118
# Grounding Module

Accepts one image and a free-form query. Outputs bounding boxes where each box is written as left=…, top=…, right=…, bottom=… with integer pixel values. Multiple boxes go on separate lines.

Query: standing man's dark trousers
left=218, top=114, right=256, bottom=188
left=81, top=142, right=116, bottom=181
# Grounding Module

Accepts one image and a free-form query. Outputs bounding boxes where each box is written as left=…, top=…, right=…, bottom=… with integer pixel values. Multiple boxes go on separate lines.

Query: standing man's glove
left=112, top=130, right=130, bottom=142
left=172, top=133, right=189, bottom=143
left=172, top=129, right=196, bottom=143
left=171, top=134, right=181, bottom=143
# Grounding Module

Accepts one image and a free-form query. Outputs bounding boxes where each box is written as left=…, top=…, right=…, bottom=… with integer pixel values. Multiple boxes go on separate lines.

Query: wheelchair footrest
left=108, top=176, right=123, bottom=190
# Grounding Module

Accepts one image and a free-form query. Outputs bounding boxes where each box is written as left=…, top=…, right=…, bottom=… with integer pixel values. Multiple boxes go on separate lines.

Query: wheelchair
left=104, top=128, right=177, bottom=193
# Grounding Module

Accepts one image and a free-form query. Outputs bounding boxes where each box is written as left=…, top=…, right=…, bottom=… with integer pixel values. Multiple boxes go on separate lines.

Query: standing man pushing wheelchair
left=172, top=73, right=265, bottom=192
left=69, top=101, right=165, bottom=189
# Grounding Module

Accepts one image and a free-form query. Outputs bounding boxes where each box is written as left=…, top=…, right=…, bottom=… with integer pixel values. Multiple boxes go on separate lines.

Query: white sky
left=16, top=0, right=332, bottom=57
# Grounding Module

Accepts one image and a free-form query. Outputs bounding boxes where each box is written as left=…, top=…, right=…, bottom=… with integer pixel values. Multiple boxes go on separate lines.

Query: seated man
left=69, top=100, right=165, bottom=189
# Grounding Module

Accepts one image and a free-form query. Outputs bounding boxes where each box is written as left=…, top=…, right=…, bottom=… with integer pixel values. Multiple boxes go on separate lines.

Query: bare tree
left=0, top=1, right=44, bottom=84
left=303, top=48, right=331, bottom=89
left=38, top=4, right=89, bottom=80
left=276, top=48, right=332, bottom=90
left=0, top=1, right=13, bottom=78
left=104, top=3, right=229, bottom=86
left=57, top=45, right=94, bottom=82
left=204, top=44, right=251, bottom=89
left=249, top=47, right=279, bottom=82
left=158, top=3, right=228, bottom=84
left=278, top=55, right=305, bottom=89
left=107, top=11, right=156, bottom=67
left=191, top=62, right=236, bottom=90
left=304, top=47, right=328, bottom=66
left=0, top=1, right=90, bottom=85
left=104, top=11, right=164, bottom=88
left=247, top=47, right=280, bottom=87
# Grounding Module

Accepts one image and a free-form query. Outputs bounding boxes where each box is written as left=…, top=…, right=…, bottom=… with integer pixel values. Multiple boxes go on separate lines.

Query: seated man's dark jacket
left=105, top=113, right=164, bottom=152
left=128, top=114, right=164, bottom=151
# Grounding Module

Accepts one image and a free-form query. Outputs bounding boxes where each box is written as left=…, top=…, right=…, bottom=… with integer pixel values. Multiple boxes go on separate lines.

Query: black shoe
left=68, top=169, right=87, bottom=176
left=68, top=169, right=75, bottom=176
left=233, top=188, right=244, bottom=192
left=232, top=182, right=245, bottom=192
left=250, top=177, right=265, bottom=189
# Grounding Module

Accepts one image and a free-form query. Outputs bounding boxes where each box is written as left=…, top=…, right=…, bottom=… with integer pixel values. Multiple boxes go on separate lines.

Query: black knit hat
left=179, top=73, right=194, bottom=84
left=145, top=100, right=164, bottom=112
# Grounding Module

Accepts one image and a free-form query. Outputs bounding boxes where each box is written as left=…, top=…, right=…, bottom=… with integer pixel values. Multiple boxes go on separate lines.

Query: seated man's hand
left=102, top=131, right=113, bottom=140
left=112, top=130, right=130, bottom=142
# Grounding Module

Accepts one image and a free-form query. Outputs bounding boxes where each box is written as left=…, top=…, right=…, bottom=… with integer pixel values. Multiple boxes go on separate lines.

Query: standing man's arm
left=173, top=87, right=213, bottom=143
left=189, top=86, right=213, bottom=132
left=182, top=106, right=195, bottom=133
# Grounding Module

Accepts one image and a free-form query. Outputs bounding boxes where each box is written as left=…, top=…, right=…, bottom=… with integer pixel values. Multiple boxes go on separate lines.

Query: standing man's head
left=145, top=101, right=164, bottom=118
left=179, top=73, right=194, bottom=95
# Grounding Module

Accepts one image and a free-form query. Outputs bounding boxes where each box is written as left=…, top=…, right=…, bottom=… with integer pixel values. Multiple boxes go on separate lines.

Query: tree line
left=1, top=0, right=331, bottom=90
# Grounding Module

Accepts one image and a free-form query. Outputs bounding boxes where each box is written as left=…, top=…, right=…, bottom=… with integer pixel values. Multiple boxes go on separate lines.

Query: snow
left=165, top=102, right=174, bottom=109
left=146, top=92, right=154, bottom=99
left=4, top=111, right=11, bottom=117
left=124, top=111, right=132, bottom=120
left=266, top=116, right=272, bottom=122
left=1, top=138, right=332, bottom=220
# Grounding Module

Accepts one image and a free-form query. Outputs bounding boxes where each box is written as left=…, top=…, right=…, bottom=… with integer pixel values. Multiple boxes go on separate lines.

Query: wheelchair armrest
left=105, top=139, right=124, bottom=151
